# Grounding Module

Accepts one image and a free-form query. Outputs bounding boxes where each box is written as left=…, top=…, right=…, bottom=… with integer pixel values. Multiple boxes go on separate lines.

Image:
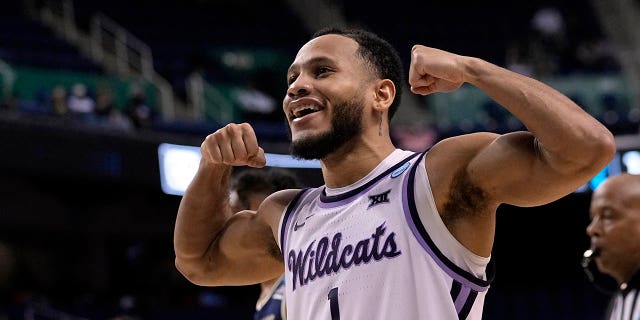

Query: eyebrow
left=287, top=56, right=336, bottom=75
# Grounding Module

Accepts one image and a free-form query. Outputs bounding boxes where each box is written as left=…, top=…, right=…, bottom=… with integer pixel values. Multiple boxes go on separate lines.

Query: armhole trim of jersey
left=404, top=151, right=495, bottom=292
left=279, top=188, right=310, bottom=255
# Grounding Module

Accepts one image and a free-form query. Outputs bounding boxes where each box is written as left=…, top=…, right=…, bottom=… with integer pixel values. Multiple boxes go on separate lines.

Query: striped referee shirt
left=605, top=272, right=640, bottom=320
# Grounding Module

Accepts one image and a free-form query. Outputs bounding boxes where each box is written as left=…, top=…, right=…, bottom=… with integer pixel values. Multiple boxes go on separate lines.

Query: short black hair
left=231, top=168, right=300, bottom=210
left=312, top=27, right=404, bottom=120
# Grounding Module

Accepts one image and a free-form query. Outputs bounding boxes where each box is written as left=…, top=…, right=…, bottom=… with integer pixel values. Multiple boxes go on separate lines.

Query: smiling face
left=283, top=34, right=376, bottom=160
left=587, top=174, right=640, bottom=283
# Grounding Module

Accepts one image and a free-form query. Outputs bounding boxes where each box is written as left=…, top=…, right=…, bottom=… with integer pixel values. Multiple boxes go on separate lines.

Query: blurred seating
left=426, top=74, right=638, bottom=138
left=0, top=14, right=100, bottom=73
left=73, top=0, right=308, bottom=103
left=1, top=0, right=636, bottom=141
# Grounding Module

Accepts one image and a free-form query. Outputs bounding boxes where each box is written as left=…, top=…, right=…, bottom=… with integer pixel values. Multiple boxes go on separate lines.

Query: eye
left=316, top=66, right=332, bottom=77
left=287, top=73, right=298, bottom=86
left=601, top=208, right=615, bottom=220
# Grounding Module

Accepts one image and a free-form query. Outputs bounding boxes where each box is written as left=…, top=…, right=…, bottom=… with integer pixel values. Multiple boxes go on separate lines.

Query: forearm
left=463, top=58, right=615, bottom=171
left=174, top=159, right=232, bottom=265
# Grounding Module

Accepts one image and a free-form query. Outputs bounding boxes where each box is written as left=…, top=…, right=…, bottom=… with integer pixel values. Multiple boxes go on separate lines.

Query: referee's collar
left=620, top=271, right=640, bottom=294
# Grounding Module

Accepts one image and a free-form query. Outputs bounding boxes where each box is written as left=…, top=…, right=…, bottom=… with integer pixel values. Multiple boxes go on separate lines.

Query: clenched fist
left=408, top=45, right=468, bottom=96
left=201, top=123, right=266, bottom=168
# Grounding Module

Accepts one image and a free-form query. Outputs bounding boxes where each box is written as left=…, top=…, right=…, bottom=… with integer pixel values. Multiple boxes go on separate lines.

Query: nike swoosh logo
left=294, top=221, right=305, bottom=231
left=293, top=214, right=315, bottom=231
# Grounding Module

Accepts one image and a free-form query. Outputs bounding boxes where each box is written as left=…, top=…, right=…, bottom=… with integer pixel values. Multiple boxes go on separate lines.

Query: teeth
left=292, top=105, right=320, bottom=118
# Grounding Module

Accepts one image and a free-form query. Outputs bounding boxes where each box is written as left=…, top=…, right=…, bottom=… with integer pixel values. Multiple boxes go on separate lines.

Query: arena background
left=1, top=0, right=639, bottom=319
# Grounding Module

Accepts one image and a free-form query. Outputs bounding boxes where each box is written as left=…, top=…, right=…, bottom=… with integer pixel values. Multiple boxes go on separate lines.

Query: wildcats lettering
left=287, top=222, right=401, bottom=291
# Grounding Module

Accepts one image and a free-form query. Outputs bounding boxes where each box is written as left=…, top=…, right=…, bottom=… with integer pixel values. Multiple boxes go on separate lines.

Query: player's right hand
left=201, top=123, right=266, bottom=168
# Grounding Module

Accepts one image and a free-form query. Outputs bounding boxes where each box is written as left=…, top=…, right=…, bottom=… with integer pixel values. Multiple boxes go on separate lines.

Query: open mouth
left=292, top=105, right=321, bottom=120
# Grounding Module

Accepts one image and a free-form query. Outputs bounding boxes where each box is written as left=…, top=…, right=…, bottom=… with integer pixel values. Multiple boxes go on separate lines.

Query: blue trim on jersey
left=280, top=189, right=310, bottom=255
left=318, top=152, right=420, bottom=206
left=405, top=151, right=495, bottom=290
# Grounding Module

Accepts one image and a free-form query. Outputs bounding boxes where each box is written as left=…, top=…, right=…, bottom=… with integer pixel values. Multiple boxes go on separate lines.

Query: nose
left=286, top=75, right=312, bottom=99
left=586, top=215, right=601, bottom=237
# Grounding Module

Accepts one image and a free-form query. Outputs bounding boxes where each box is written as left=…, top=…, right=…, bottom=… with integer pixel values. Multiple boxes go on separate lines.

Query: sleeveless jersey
left=279, top=149, right=494, bottom=320
left=254, top=275, right=286, bottom=320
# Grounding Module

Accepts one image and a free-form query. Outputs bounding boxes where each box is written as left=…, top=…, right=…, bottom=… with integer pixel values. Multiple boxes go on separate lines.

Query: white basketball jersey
left=279, top=149, right=494, bottom=320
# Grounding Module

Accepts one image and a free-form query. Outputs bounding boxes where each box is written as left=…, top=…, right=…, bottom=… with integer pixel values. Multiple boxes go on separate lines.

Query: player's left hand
left=408, top=45, right=467, bottom=96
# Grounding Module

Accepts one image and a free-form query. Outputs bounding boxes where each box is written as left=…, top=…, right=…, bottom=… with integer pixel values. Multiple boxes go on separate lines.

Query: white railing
left=186, top=72, right=238, bottom=123
left=34, top=0, right=177, bottom=119
left=38, top=0, right=78, bottom=44
left=88, top=13, right=176, bottom=119
left=90, top=13, right=153, bottom=80
left=31, top=0, right=185, bottom=120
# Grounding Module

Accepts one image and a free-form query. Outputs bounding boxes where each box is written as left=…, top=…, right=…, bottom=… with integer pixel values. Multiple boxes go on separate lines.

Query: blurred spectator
left=229, top=168, right=300, bottom=320
left=94, top=84, right=115, bottom=118
left=505, top=39, right=535, bottom=77
left=506, top=5, right=579, bottom=78
left=50, top=85, right=68, bottom=116
left=575, top=37, right=620, bottom=73
left=95, top=84, right=133, bottom=130
left=528, top=6, right=568, bottom=77
left=508, top=5, right=618, bottom=77
left=67, top=83, right=95, bottom=115
left=125, top=85, right=154, bottom=129
left=530, top=6, right=566, bottom=40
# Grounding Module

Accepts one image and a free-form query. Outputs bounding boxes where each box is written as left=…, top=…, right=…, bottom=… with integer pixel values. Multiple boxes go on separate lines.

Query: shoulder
left=425, top=133, right=498, bottom=192
left=428, top=132, right=499, bottom=161
left=263, top=189, right=305, bottom=210
left=257, top=189, right=305, bottom=227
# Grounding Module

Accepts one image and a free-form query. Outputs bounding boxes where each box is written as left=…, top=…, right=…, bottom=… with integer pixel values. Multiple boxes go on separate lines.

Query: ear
left=373, top=79, right=395, bottom=113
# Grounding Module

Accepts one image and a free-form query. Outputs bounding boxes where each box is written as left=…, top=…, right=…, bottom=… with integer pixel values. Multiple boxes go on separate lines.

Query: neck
left=320, top=133, right=395, bottom=188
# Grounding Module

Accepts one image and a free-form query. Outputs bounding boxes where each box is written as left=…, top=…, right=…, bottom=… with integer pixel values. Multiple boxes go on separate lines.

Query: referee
left=587, top=173, right=640, bottom=320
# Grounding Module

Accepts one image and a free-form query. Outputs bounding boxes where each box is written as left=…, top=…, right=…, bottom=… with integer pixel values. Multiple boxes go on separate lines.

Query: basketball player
left=174, top=28, right=615, bottom=319
left=587, top=173, right=640, bottom=320
left=229, top=168, right=299, bottom=320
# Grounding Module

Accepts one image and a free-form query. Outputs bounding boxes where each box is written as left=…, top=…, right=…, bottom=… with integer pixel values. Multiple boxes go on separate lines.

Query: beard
left=288, top=97, right=364, bottom=160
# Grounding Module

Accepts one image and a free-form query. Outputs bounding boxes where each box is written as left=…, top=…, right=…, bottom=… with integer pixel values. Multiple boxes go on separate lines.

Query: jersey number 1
left=328, top=287, right=340, bottom=320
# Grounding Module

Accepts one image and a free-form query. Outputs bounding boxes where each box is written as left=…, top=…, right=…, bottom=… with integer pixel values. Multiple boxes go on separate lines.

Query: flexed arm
left=409, top=46, right=616, bottom=257
left=410, top=45, right=616, bottom=207
left=174, top=123, right=288, bottom=286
